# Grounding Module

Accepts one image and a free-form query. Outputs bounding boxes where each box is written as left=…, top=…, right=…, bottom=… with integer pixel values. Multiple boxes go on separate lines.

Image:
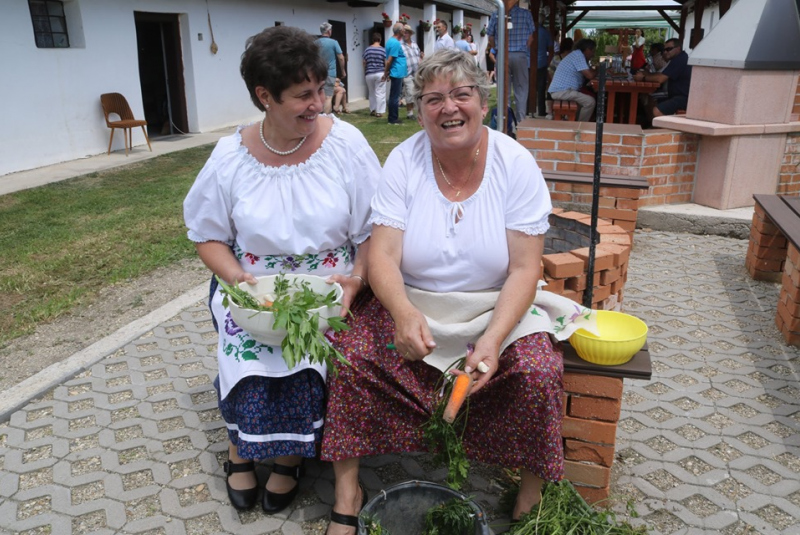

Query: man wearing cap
left=401, top=24, right=423, bottom=120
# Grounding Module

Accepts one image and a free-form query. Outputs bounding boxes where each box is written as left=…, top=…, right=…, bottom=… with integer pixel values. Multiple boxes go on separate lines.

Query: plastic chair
left=100, top=93, right=152, bottom=156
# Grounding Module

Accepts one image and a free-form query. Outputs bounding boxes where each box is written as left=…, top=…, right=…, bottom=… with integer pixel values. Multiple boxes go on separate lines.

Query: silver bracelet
left=351, top=274, right=368, bottom=288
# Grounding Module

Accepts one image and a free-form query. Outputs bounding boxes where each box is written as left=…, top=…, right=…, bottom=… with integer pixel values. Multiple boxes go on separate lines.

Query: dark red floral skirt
left=320, top=292, right=564, bottom=481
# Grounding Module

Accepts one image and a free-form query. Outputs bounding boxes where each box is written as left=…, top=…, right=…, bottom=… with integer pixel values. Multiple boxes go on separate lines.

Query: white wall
left=0, top=0, right=390, bottom=176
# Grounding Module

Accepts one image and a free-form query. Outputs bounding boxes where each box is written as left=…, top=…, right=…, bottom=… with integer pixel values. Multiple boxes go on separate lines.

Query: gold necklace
left=435, top=148, right=480, bottom=198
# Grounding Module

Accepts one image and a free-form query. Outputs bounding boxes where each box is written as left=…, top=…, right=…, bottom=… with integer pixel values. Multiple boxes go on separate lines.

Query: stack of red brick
left=549, top=185, right=641, bottom=237
left=541, top=210, right=632, bottom=311
left=562, top=374, right=623, bottom=503
left=745, top=203, right=800, bottom=346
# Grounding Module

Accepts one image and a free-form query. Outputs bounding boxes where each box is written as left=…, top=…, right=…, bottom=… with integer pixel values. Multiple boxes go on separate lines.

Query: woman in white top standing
left=321, top=49, right=567, bottom=535
left=183, top=26, right=379, bottom=515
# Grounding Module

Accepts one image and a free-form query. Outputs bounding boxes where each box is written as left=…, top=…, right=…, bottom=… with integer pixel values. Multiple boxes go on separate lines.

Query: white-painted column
left=423, top=2, right=437, bottom=54
left=385, top=0, right=400, bottom=41
left=453, top=9, right=464, bottom=38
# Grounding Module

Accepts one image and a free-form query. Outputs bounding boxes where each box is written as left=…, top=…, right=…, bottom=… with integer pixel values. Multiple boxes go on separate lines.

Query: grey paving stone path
left=1, top=230, right=798, bottom=534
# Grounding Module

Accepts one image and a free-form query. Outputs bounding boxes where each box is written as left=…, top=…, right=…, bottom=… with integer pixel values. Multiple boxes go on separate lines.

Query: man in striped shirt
left=548, top=39, right=597, bottom=122
left=487, top=0, right=535, bottom=121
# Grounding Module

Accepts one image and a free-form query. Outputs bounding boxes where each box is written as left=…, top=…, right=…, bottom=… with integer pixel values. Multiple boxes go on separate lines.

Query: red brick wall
left=778, top=134, right=800, bottom=195
left=792, top=76, right=800, bottom=120
left=517, top=123, right=699, bottom=206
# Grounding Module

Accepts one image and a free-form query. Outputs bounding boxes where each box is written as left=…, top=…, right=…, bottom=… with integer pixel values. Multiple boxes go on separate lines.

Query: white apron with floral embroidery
left=408, top=282, right=599, bottom=372
left=213, top=244, right=354, bottom=400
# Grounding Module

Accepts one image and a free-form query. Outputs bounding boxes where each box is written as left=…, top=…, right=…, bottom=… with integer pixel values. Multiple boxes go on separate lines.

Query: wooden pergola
left=492, top=0, right=732, bottom=123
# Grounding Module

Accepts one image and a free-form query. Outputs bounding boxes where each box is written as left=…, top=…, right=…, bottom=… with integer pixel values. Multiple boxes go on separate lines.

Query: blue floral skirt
left=214, top=371, right=326, bottom=460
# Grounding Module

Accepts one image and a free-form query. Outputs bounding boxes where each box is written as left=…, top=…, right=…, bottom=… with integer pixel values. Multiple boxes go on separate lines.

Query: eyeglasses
left=418, top=86, right=478, bottom=109
left=663, top=47, right=676, bottom=52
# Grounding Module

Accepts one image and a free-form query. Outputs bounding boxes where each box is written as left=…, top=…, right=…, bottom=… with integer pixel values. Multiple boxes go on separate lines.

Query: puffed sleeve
left=369, top=143, right=410, bottom=231
left=183, top=146, right=236, bottom=245
left=347, top=133, right=382, bottom=244
left=504, top=144, right=552, bottom=236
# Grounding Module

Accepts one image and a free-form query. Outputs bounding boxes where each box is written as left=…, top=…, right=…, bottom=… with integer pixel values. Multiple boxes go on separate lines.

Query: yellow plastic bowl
left=569, top=310, right=648, bottom=366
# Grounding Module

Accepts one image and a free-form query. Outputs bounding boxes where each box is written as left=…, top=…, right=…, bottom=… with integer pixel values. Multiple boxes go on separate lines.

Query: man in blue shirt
left=383, top=23, right=407, bottom=125
left=487, top=0, right=535, bottom=121
left=318, top=22, right=346, bottom=114
left=535, top=16, right=553, bottom=117
left=633, top=38, right=692, bottom=117
left=548, top=39, right=597, bottom=122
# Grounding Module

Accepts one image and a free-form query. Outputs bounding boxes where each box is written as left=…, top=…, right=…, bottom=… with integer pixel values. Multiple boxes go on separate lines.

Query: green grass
left=0, top=147, right=213, bottom=344
left=0, top=92, right=498, bottom=346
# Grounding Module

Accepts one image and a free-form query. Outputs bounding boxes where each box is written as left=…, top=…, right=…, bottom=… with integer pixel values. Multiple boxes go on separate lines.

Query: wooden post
left=678, top=4, right=688, bottom=44
left=690, top=0, right=705, bottom=48
left=719, top=0, right=732, bottom=18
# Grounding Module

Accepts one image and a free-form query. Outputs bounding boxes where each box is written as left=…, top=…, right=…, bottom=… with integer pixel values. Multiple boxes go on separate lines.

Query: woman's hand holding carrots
left=392, top=305, right=436, bottom=361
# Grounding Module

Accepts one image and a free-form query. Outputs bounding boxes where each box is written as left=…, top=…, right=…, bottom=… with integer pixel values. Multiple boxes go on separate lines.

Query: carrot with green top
left=442, top=373, right=473, bottom=424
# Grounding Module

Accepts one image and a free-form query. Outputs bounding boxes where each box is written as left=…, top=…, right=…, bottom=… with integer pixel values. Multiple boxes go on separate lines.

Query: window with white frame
left=28, top=0, right=70, bottom=48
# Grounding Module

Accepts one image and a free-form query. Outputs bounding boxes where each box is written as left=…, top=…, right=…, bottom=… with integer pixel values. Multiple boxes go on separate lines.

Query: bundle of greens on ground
left=362, top=513, right=391, bottom=535
left=423, top=496, right=476, bottom=535
left=216, top=274, right=349, bottom=370
left=508, top=480, right=647, bottom=534
left=423, top=357, right=471, bottom=491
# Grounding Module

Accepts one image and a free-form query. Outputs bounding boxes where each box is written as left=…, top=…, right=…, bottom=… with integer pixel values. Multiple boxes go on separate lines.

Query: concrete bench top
left=653, top=116, right=800, bottom=136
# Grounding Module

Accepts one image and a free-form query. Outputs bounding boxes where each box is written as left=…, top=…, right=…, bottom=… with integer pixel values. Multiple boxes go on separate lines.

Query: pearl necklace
left=259, top=118, right=307, bottom=156
left=435, top=147, right=480, bottom=198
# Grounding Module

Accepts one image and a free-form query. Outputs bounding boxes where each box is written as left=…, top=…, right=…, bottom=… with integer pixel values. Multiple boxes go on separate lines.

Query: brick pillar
left=561, top=374, right=623, bottom=503
left=746, top=204, right=787, bottom=282
left=777, top=243, right=800, bottom=346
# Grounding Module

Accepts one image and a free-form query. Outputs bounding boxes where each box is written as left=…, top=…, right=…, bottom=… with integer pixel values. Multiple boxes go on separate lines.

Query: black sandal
left=328, top=483, right=368, bottom=532
left=223, top=460, right=258, bottom=511
left=262, top=461, right=305, bottom=513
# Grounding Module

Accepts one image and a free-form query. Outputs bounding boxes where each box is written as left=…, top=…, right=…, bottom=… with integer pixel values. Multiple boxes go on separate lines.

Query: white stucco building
left=1, top=0, right=493, bottom=177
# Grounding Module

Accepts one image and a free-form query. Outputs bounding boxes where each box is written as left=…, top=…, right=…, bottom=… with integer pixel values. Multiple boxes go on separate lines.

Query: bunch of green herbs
left=423, top=496, right=476, bottom=535
left=423, top=357, right=470, bottom=491
left=508, top=480, right=647, bottom=534
left=217, top=274, right=349, bottom=370
left=362, top=513, right=391, bottom=535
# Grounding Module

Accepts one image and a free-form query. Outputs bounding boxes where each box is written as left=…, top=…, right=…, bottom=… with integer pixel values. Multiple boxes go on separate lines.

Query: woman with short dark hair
left=184, top=25, right=379, bottom=515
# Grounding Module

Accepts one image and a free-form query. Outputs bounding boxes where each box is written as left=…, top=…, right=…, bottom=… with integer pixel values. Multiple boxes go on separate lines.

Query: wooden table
left=590, top=79, right=661, bottom=125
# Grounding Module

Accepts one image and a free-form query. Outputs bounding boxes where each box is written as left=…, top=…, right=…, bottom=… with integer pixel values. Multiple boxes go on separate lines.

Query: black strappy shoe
left=328, top=483, right=368, bottom=533
left=262, top=461, right=305, bottom=513
left=223, top=460, right=258, bottom=511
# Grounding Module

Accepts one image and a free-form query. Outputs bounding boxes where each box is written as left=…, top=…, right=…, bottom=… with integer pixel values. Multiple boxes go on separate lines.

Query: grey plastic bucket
left=357, top=480, right=491, bottom=535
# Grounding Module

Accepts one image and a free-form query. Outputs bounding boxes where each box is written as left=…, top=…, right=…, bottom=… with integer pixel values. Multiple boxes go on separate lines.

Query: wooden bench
left=746, top=194, right=800, bottom=346
left=553, top=100, right=578, bottom=121
left=559, top=341, right=651, bottom=503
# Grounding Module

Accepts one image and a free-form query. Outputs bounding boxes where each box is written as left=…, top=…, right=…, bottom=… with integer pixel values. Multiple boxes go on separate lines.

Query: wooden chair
left=100, top=93, right=152, bottom=156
